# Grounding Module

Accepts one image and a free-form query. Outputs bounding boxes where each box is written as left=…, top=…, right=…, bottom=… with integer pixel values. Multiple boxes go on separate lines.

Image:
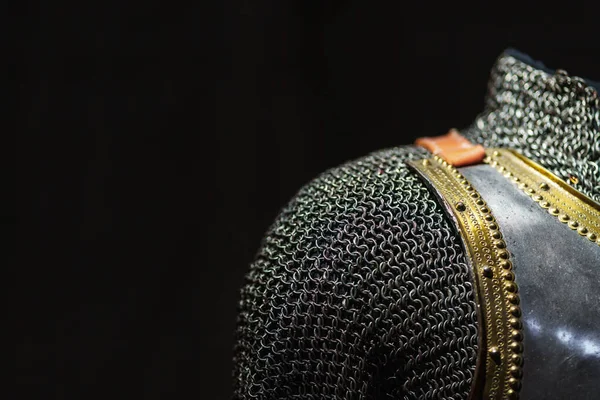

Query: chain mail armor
left=234, top=145, right=478, bottom=399
left=463, top=51, right=600, bottom=202
left=233, top=50, right=600, bottom=399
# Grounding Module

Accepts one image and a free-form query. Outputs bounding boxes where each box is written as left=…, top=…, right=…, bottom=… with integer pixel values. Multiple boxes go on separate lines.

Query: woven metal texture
left=464, top=53, right=600, bottom=202
left=233, top=51, right=600, bottom=399
left=233, top=146, right=478, bottom=399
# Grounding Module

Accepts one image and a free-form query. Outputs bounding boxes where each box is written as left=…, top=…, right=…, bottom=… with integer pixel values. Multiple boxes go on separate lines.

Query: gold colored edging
left=485, top=149, right=600, bottom=247
left=408, top=156, right=524, bottom=400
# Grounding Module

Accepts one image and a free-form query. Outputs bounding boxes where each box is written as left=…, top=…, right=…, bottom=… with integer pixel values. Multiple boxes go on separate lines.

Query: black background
left=19, top=2, right=600, bottom=399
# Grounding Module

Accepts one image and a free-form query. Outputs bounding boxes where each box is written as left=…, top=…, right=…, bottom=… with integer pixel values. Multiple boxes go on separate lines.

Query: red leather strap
left=415, top=129, right=485, bottom=167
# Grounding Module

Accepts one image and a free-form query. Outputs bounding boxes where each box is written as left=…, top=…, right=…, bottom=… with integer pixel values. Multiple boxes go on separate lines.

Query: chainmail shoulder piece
left=463, top=52, right=600, bottom=202
left=233, top=146, right=479, bottom=399
left=233, top=50, right=600, bottom=400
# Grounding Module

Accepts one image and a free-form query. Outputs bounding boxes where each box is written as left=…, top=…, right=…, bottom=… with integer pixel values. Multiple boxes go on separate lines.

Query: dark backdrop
left=18, top=2, right=600, bottom=399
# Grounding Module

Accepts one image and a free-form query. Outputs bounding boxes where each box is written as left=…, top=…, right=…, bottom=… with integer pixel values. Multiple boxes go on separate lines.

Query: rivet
left=492, top=231, right=502, bottom=240
left=509, top=317, right=522, bottom=329
left=503, top=271, right=515, bottom=281
left=578, top=226, right=589, bottom=236
left=498, top=250, right=509, bottom=259
left=527, top=188, right=535, bottom=194
left=485, top=214, right=494, bottom=222
left=455, top=202, right=466, bottom=212
left=507, top=293, right=519, bottom=304
left=476, top=199, right=485, bottom=206
left=505, top=282, right=518, bottom=293
left=558, top=214, right=570, bottom=223
left=470, top=192, right=479, bottom=198
left=508, top=377, right=522, bottom=390
left=509, top=341, right=523, bottom=353
left=533, top=195, right=543, bottom=201
left=500, top=260, right=512, bottom=269
left=489, top=346, right=501, bottom=363
left=480, top=206, right=490, bottom=213
left=507, top=389, right=519, bottom=400
left=539, top=182, right=550, bottom=191
left=465, top=185, right=474, bottom=191
left=493, top=151, right=500, bottom=157
left=511, top=330, right=524, bottom=341
left=540, top=201, right=550, bottom=209
left=510, top=306, right=521, bottom=317
left=513, top=177, right=520, bottom=182
left=510, top=365, right=523, bottom=378
left=422, top=159, right=431, bottom=166
left=498, top=166, right=506, bottom=172
left=489, top=223, right=498, bottom=230
left=459, top=179, right=468, bottom=185
left=482, top=266, right=493, bottom=278
left=518, top=183, right=528, bottom=190
left=495, top=240, right=506, bottom=249
left=549, top=207, right=560, bottom=215
left=511, top=353, right=523, bottom=366
left=588, top=233, right=598, bottom=242
left=568, top=220, right=579, bottom=229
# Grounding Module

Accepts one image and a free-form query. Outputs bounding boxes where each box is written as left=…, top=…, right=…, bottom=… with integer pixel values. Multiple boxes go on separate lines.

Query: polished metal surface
left=460, top=163, right=600, bottom=400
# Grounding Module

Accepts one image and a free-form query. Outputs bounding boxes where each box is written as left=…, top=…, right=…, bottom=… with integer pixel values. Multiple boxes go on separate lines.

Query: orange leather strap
left=415, top=129, right=485, bottom=167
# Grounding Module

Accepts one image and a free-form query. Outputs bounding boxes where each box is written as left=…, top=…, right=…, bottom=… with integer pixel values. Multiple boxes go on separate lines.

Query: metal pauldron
left=409, top=149, right=600, bottom=400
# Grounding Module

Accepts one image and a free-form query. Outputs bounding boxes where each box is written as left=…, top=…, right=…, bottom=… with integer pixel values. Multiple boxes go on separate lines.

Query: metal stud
left=482, top=266, right=493, bottom=278
left=568, top=220, right=579, bottom=229
left=508, top=377, right=522, bottom=390
left=498, top=250, right=509, bottom=259
left=505, top=282, right=518, bottom=293
left=509, top=317, right=522, bottom=329
left=503, top=271, right=515, bottom=281
left=510, top=365, right=523, bottom=378
left=511, top=330, right=523, bottom=341
left=509, top=341, right=523, bottom=353
left=578, top=226, right=589, bottom=236
left=489, top=346, right=501, bottom=364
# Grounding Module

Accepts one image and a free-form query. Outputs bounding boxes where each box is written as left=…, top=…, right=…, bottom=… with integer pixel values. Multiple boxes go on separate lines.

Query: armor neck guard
left=463, top=50, right=600, bottom=203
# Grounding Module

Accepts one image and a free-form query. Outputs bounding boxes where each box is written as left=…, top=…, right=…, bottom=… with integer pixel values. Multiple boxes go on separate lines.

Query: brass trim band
left=408, top=155, right=524, bottom=400
left=485, top=149, right=600, bottom=247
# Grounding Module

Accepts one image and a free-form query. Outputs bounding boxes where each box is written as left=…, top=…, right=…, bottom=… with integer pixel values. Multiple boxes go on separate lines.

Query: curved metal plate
left=460, top=161, right=600, bottom=400
left=408, top=156, right=524, bottom=400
